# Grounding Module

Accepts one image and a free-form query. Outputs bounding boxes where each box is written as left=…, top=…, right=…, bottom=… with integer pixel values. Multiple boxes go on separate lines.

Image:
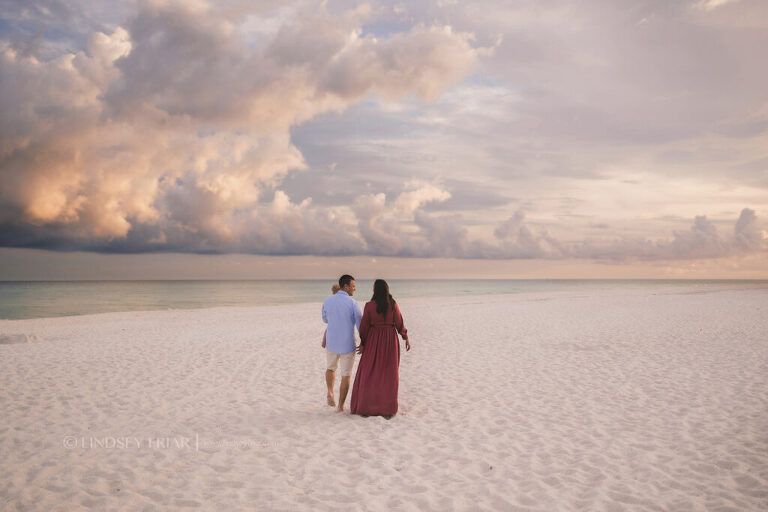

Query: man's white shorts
left=326, top=350, right=355, bottom=377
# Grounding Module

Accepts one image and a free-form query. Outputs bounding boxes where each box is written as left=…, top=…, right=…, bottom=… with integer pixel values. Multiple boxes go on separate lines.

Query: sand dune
left=1, top=287, right=767, bottom=511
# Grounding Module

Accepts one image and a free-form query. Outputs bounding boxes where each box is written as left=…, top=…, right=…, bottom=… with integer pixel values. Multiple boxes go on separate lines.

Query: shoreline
left=2, top=280, right=767, bottom=324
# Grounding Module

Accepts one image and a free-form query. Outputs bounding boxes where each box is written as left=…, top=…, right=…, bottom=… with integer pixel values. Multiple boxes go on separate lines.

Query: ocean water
left=0, top=279, right=766, bottom=320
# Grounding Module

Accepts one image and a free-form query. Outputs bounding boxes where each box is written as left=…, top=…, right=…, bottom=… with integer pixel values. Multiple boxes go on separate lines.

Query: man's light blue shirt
left=322, top=291, right=363, bottom=354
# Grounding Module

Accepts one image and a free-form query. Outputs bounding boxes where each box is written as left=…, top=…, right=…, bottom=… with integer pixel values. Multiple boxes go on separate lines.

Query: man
left=322, top=274, right=362, bottom=412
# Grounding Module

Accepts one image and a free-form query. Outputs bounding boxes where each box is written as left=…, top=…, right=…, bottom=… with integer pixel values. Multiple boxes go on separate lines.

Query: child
left=321, top=283, right=341, bottom=347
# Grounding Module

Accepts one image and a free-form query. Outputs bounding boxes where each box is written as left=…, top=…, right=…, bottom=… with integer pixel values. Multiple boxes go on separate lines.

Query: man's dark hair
left=339, top=274, right=355, bottom=288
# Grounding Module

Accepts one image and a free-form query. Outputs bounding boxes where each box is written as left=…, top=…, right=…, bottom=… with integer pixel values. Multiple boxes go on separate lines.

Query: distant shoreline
left=1, top=279, right=767, bottom=321
left=2, top=278, right=767, bottom=282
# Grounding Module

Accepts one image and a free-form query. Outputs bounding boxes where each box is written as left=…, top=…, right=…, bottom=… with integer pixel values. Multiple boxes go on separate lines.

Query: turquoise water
left=0, top=280, right=766, bottom=320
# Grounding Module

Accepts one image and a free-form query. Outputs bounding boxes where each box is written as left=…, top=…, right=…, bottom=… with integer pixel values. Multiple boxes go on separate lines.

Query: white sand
left=1, top=286, right=767, bottom=511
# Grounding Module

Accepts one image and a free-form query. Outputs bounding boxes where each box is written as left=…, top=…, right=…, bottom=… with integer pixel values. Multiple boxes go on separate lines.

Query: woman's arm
left=394, top=302, right=411, bottom=351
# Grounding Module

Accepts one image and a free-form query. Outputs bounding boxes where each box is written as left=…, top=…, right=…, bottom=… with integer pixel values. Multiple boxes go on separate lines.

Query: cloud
left=494, top=211, right=564, bottom=258
left=411, top=210, right=470, bottom=258
left=694, top=0, right=741, bottom=11
left=565, top=208, right=768, bottom=262
left=733, top=207, right=768, bottom=250
left=393, top=180, right=451, bottom=218
left=0, top=0, right=486, bottom=253
left=353, top=181, right=453, bottom=256
left=0, top=0, right=767, bottom=267
left=354, top=193, right=403, bottom=256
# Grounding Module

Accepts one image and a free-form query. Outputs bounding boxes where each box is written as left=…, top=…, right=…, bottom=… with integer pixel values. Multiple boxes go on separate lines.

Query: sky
left=0, top=0, right=766, bottom=279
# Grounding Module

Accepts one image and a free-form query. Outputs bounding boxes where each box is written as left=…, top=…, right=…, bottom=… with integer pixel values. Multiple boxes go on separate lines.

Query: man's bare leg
left=336, top=376, right=350, bottom=412
left=325, top=369, right=336, bottom=406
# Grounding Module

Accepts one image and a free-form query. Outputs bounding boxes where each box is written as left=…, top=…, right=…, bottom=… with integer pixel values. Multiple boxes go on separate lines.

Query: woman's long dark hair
left=371, top=279, right=394, bottom=315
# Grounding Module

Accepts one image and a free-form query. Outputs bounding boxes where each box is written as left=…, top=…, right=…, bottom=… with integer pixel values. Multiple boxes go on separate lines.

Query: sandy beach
left=1, top=285, right=767, bottom=511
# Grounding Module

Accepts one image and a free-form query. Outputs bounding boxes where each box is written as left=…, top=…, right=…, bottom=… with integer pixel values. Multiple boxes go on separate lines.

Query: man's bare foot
left=327, top=394, right=335, bottom=407
left=335, top=406, right=345, bottom=413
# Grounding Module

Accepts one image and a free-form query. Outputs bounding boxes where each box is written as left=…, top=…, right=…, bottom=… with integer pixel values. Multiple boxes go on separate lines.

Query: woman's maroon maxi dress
left=350, top=300, right=408, bottom=416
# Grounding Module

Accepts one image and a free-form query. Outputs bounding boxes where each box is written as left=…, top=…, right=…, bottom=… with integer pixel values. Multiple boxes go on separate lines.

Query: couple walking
left=322, top=275, right=411, bottom=417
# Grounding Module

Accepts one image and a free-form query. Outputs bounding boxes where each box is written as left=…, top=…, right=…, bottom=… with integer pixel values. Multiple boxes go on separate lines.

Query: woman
left=350, top=279, right=411, bottom=417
